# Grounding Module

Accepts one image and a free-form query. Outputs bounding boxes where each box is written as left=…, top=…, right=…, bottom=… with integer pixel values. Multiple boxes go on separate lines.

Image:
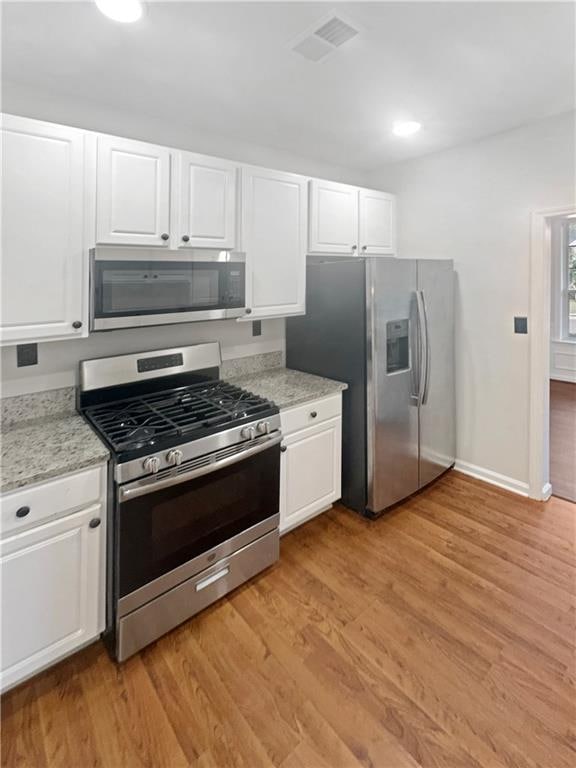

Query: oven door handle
left=119, top=433, right=283, bottom=502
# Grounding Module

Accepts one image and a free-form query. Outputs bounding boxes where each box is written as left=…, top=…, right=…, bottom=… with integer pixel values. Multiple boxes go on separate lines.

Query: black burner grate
left=84, top=380, right=275, bottom=452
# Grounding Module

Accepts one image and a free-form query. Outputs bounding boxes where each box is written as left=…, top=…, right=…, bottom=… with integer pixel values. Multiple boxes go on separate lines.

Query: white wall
left=0, top=319, right=285, bottom=398
left=367, top=111, right=576, bottom=490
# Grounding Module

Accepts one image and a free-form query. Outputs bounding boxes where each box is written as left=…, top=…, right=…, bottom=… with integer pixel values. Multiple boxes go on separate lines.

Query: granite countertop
left=1, top=413, right=109, bottom=495
left=227, top=367, right=347, bottom=410
left=0, top=359, right=344, bottom=493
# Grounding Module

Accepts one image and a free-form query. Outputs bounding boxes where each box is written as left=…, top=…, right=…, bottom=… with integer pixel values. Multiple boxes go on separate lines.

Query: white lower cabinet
left=279, top=395, right=342, bottom=534
left=0, top=467, right=106, bottom=692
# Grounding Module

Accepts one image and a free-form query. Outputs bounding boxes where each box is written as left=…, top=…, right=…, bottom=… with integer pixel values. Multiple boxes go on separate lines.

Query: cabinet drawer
left=280, top=394, right=342, bottom=437
left=0, top=466, right=104, bottom=538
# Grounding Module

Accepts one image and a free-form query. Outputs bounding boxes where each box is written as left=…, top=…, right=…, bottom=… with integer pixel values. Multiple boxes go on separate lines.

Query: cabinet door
left=1, top=115, right=86, bottom=345
left=308, top=180, right=359, bottom=255
left=241, top=166, right=307, bottom=319
left=1, top=504, right=104, bottom=692
left=96, top=135, right=171, bottom=246
left=176, top=152, right=237, bottom=249
left=359, top=189, right=396, bottom=255
left=280, top=417, right=342, bottom=534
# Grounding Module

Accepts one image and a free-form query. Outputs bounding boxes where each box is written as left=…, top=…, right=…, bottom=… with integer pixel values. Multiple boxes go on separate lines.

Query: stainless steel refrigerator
left=286, top=257, right=455, bottom=517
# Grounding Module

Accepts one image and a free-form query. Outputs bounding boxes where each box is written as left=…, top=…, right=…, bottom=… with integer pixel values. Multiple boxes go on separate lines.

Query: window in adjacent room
left=563, top=219, right=576, bottom=338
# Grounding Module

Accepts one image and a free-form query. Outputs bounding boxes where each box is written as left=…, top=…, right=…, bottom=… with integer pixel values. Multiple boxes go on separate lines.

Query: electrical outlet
left=16, top=343, right=38, bottom=366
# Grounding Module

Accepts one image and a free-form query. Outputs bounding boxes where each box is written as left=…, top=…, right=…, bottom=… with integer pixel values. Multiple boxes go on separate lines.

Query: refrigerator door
left=417, top=260, right=456, bottom=488
left=367, top=258, right=420, bottom=514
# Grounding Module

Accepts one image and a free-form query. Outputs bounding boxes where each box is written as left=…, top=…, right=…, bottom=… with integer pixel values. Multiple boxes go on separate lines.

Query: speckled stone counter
left=1, top=389, right=109, bottom=494
left=226, top=367, right=347, bottom=410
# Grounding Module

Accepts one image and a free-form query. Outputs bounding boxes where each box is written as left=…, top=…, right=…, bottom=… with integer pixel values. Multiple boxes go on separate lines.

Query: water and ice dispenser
left=386, top=319, right=410, bottom=374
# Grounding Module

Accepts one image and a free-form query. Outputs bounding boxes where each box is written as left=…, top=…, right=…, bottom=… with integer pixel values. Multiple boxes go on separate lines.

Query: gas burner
left=83, top=378, right=276, bottom=456
left=124, top=425, right=157, bottom=444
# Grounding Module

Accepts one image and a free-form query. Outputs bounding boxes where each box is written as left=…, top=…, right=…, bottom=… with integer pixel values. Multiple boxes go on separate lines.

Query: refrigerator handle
left=410, top=293, right=421, bottom=403
left=417, top=290, right=431, bottom=405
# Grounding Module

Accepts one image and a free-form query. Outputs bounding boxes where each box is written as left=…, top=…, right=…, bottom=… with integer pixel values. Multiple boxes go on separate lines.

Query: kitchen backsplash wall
left=0, top=318, right=285, bottom=398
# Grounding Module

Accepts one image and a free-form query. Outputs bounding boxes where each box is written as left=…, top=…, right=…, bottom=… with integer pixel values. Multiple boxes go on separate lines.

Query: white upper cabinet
left=308, top=180, right=396, bottom=256
left=96, top=135, right=172, bottom=247
left=1, top=115, right=87, bottom=345
left=175, top=152, right=237, bottom=249
left=359, top=188, right=396, bottom=255
left=309, top=179, right=359, bottom=254
left=241, top=166, right=307, bottom=320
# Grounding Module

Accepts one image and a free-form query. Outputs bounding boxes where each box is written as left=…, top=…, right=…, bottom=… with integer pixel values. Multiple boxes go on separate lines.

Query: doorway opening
left=529, top=207, right=576, bottom=502
left=549, top=216, right=576, bottom=501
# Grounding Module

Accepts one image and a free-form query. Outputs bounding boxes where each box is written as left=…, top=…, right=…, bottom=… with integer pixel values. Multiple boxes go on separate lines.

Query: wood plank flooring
left=2, top=471, right=575, bottom=768
left=550, top=379, right=576, bottom=502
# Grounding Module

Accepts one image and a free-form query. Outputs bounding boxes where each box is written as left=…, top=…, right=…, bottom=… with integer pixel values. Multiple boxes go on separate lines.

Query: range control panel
left=137, top=353, right=184, bottom=373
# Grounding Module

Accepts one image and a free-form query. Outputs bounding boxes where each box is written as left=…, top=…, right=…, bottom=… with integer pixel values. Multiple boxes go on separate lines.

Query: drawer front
left=280, top=394, right=342, bottom=437
left=0, top=466, right=104, bottom=537
left=117, top=528, right=279, bottom=661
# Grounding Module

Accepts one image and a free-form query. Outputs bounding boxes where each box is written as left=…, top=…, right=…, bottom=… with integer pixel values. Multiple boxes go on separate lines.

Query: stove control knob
left=167, top=449, right=183, bottom=466
left=143, top=456, right=161, bottom=474
left=240, top=426, right=256, bottom=441
left=256, top=421, right=270, bottom=435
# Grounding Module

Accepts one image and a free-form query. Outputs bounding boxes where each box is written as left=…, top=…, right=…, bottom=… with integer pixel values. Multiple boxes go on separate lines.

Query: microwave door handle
left=119, top=433, right=282, bottom=502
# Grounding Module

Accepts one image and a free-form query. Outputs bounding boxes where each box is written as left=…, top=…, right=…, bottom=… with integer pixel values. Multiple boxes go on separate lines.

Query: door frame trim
left=528, top=205, right=575, bottom=500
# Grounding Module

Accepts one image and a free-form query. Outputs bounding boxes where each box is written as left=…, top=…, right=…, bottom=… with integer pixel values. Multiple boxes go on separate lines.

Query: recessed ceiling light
left=95, top=0, right=143, bottom=23
left=393, top=121, right=422, bottom=137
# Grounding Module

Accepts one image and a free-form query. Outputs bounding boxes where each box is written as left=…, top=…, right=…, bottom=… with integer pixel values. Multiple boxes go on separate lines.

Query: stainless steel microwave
left=90, top=248, right=246, bottom=331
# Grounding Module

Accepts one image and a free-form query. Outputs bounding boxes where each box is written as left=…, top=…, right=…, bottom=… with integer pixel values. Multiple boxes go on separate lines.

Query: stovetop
left=82, top=379, right=278, bottom=462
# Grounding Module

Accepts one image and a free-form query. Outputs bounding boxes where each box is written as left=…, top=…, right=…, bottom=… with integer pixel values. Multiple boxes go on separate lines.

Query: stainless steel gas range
left=78, top=343, right=281, bottom=661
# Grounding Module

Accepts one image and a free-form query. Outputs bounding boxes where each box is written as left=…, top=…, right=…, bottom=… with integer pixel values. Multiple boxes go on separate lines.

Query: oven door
left=91, top=251, right=245, bottom=330
left=116, top=434, right=281, bottom=616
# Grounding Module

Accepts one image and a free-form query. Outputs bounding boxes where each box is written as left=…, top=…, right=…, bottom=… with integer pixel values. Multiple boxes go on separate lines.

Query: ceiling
left=2, top=1, right=574, bottom=171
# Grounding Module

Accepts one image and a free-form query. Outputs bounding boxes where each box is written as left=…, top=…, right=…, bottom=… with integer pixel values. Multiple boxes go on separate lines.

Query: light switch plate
left=514, top=316, right=528, bottom=334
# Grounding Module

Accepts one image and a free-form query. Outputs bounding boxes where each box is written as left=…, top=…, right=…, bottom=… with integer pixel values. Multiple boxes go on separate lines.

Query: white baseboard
left=454, top=460, right=529, bottom=497
left=541, top=482, right=553, bottom=501
left=550, top=371, right=576, bottom=383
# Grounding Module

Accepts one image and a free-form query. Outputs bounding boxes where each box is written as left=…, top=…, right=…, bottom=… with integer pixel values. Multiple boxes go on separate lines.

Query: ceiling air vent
left=291, top=13, right=360, bottom=62
left=315, top=16, right=359, bottom=47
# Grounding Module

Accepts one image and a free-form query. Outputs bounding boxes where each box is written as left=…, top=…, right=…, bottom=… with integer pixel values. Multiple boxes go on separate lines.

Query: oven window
left=117, top=445, right=280, bottom=598
left=94, top=261, right=226, bottom=317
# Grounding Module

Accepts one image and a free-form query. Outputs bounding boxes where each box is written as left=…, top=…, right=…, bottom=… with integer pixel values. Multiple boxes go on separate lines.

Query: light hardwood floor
left=2, top=471, right=575, bottom=768
left=550, top=379, right=576, bottom=502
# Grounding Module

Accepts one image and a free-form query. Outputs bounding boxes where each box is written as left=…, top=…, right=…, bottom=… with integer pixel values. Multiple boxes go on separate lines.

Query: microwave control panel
left=226, top=267, right=245, bottom=306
